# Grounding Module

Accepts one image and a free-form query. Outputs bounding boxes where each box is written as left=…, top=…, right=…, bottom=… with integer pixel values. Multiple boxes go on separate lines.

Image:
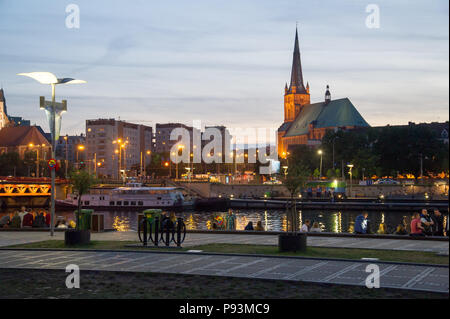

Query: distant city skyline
left=0, top=0, right=448, bottom=140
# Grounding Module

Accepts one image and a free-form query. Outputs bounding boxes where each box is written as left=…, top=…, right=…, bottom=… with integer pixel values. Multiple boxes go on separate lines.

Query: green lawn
left=0, top=269, right=446, bottom=299
left=5, top=240, right=448, bottom=265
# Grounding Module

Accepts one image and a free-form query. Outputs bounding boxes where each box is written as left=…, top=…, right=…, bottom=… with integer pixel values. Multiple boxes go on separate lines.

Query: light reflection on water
left=0, top=208, right=418, bottom=234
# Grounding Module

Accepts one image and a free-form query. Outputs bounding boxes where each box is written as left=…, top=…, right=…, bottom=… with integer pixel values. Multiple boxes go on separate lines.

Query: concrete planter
left=65, top=229, right=91, bottom=246
left=278, top=233, right=307, bottom=252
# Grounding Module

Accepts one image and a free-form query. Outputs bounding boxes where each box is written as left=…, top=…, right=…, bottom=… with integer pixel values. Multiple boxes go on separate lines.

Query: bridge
left=0, top=177, right=70, bottom=208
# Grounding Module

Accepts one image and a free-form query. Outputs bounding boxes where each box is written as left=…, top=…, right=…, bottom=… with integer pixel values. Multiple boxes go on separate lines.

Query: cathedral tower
left=0, top=88, right=9, bottom=130
left=283, top=28, right=310, bottom=123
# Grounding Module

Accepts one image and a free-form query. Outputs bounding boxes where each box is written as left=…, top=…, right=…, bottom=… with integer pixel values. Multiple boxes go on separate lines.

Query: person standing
left=354, top=212, right=369, bottom=234
left=431, top=208, right=444, bottom=236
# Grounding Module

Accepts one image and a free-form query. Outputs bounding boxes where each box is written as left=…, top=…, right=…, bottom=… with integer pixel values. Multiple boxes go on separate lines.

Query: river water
left=1, top=208, right=438, bottom=234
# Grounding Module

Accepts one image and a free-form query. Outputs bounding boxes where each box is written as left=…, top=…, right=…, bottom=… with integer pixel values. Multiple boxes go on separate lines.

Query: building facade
left=55, top=134, right=86, bottom=164
left=86, top=119, right=153, bottom=178
left=155, top=123, right=201, bottom=158
left=0, top=89, right=10, bottom=130
left=0, top=126, right=51, bottom=160
left=277, top=29, right=370, bottom=157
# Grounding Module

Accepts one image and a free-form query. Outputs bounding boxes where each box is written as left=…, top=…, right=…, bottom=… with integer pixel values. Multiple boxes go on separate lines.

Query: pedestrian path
left=0, top=249, right=447, bottom=293
left=0, top=231, right=448, bottom=254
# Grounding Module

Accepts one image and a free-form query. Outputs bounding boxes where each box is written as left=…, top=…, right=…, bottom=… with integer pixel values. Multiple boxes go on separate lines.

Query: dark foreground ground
left=0, top=269, right=447, bottom=299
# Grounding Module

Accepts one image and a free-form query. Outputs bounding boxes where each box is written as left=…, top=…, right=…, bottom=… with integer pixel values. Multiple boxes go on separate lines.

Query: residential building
left=85, top=119, right=152, bottom=178
left=55, top=134, right=86, bottom=164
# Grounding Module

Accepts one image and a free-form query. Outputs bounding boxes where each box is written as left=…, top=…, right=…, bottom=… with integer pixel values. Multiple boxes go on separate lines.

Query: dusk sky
left=0, top=0, right=448, bottom=139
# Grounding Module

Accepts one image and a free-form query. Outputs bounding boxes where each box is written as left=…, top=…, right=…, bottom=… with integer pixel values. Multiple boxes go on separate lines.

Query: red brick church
left=277, top=28, right=370, bottom=157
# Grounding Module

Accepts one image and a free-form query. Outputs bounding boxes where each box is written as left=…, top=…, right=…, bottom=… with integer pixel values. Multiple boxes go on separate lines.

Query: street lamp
left=76, top=144, right=85, bottom=168
left=18, top=71, right=86, bottom=237
left=144, top=150, right=151, bottom=179
left=113, top=139, right=128, bottom=181
left=176, top=144, right=184, bottom=179
left=318, top=150, right=323, bottom=178
left=282, top=165, right=288, bottom=178
left=347, top=164, right=354, bottom=198
left=28, top=143, right=45, bottom=177
left=64, top=135, right=69, bottom=178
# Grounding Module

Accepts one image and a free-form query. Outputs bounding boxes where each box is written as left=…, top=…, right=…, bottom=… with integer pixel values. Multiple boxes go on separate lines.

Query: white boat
left=57, top=184, right=191, bottom=209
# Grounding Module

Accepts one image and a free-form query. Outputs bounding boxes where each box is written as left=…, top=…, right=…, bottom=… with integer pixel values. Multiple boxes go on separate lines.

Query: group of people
left=0, top=206, right=50, bottom=229
left=353, top=208, right=447, bottom=237
left=0, top=206, right=75, bottom=229
left=409, top=208, right=446, bottom=237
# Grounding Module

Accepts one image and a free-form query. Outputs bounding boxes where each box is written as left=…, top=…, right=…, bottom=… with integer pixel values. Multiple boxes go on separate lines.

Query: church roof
left=0, top=126, right=50, bottom=147
left=277, top=121, right=292, bottom=132
left=284, top=98, right=370, bottom=137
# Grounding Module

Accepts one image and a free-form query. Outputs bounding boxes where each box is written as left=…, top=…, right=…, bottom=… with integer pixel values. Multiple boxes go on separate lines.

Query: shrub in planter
left=279, top=232, right=307, bottom=252
left=65, top=229, right=91, bottom=245
left=65, top=170, right=98, bottom=246
left=278, top=162, right=310, bottom=252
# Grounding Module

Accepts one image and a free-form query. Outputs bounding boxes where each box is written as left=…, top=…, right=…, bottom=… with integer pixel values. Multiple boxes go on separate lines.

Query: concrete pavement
left=0, top=249, right=447, bottom=293
left=0, top=231, right=448, bottom=254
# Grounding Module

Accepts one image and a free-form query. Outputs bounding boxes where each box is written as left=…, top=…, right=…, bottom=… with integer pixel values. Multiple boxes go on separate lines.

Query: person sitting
left=255, top=221, right=264, bottom=231
left=45, top=212, right=51, bottom=227
left=0, top=214, right=11, bottom=228
left=56, top=219, right=68, bottom=229
left=410, top=212, right=425, bottom=237
left=300, top=220, right=311, bottom=233
left=420, top=209, right=434, bottom=236
left=431, top=208, right=444, bottom=236
left=394, top=223, right=408, bottom=235
left=22, top=212, right=34, bottom=228
left=11, top=212, right=22, bottom=228
left=354, top=212, right=369, bottom=234
left=244, top=221, right=254, bottom=231
left=310, top=222, right=321, bottom=232
left=32, top=212, right=46, bottom=228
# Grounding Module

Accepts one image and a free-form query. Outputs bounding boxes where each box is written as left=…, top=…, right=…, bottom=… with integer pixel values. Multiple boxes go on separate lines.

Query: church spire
left=289, top=27, right=307, bottom=94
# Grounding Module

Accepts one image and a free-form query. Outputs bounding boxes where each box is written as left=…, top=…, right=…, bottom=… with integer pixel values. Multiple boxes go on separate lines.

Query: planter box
left=278, top=233, right=307, bottom=252
left=65, top=229, right=91, bottom=246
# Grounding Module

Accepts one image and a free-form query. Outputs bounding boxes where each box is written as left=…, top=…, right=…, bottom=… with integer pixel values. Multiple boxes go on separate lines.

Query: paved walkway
left=0, top=231, right=448, bottom=254
left=0, top=249, right=447, bottom=293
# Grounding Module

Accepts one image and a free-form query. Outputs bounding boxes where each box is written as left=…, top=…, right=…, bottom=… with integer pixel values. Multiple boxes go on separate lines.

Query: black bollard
left=176, top=218, right=182, bottom=247
left=154, top=216, right=159, bottom=247
left=164, top=220, right=170, bottom=246
left=143, top=218, right=147, bottom=247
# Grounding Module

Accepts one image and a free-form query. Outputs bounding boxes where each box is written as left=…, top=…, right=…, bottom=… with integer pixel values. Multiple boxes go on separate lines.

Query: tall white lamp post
left=18, top=72, right=86, bottom=236
left=318, top=149, right=323, bottom=178
left=347, top=164, right=354, bottom=198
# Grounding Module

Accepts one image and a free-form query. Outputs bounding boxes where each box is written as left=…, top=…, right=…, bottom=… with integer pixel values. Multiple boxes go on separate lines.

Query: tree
left=284, top=163, right=310, bottom=232
left=312, top=168, right=320, bottom=179
left=69, top=170, right=98, bottom=230
left=326, top=168, right=335, bottom=179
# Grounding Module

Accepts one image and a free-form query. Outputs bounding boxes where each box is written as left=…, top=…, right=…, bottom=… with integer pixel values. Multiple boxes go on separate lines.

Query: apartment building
left=86, top=119, right=152, bottom=178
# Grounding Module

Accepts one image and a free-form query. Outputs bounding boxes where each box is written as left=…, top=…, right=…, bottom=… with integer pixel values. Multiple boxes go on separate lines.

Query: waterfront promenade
left=0, top=249, right=448, bottom=293
left=0, top=231, right=448, bottom=294
left=0, top=231, right=448, bottom=254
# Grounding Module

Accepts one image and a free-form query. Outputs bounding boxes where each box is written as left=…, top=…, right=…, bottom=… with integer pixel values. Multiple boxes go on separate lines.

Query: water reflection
left=0, top=208, right=436, bottom=234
